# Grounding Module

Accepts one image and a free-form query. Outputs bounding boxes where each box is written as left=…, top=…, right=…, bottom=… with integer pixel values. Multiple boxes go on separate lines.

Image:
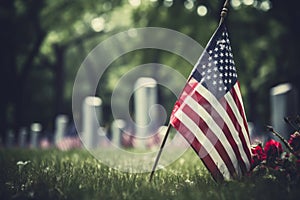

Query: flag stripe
left=181, top=103, right=237, bottom=177
left=194, top=83, right=251, bottom=172
left=190, top=87, right=248, bottom=174
left=233, top=84, right=252, bottom=144
left=173, top=109, right=231, bottom=180
left=224, top=89, right=251, bottom=168
left=173, top=119, right=224, bottom=181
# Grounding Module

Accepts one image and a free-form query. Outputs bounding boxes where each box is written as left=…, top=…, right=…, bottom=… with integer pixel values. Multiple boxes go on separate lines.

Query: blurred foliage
left=0, top=0, right=300, bottom=138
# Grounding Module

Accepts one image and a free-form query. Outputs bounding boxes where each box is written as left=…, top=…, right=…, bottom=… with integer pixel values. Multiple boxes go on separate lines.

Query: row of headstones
left=74, top=81, right=300, bottom=147
left=2, top=80, right=298, bottom=149
left=2, top=77, right=163, bottom=149
left=3, top=115, right=70, bottom=148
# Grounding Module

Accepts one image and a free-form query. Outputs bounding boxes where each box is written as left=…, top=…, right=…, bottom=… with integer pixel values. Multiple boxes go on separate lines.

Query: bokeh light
left=197, top=5, right=207, bottom=17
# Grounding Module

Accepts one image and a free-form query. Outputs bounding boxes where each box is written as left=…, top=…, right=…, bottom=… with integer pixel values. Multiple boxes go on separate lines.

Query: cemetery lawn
left=0, top=149, right=299, bottom=200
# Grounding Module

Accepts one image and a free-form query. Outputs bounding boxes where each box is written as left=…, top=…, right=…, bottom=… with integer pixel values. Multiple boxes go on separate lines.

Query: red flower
left=288, top=132, right=300, bottom=157
left=251, top=144, right=266, bottom=168
left=264, top=139, right=283, bottom=160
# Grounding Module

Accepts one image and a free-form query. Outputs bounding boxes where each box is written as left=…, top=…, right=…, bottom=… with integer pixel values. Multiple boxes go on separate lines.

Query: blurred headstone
left=111, top=119, right=126, bottom=147
left=6, top=130, right=14, bottom=148
left=54, top=115, right=69, bottom=145
left=18, top=127, right=27, bottom=148
left=82, top=96, right=102, bottom=149
left=134, top=77, right=159, bottom=148
left=270, top=83, right=299, bottom=140
left=30, top=123, right=42, bottom=148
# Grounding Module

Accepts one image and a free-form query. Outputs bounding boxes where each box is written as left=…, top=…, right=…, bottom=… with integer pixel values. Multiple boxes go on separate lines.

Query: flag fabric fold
left=170, top=22, right=252, bottom=181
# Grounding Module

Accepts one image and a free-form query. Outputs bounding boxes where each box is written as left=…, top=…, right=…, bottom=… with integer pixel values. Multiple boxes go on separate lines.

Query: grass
left=0, top=148, right=299, bottom=200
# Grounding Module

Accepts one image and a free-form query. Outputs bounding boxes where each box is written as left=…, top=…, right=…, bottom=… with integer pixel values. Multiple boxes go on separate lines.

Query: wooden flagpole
left=149, top=0, right=230, bottom=182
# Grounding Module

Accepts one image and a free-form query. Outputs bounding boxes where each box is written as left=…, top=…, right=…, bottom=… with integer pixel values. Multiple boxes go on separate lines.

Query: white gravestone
left=18, top=127, right=27, bottom=148
left=6, top=130, right=14, bottom=148
left=54, top=115, right=69, bottom=145
left=30, top=123, right=42, bottom=148
left=111, top=119, right=126, bottom=147
left=134, top=77, right=159, bottom=148
left=82, top=96, right=102, bottom=149
left=270, top=83, right=299, bottom=140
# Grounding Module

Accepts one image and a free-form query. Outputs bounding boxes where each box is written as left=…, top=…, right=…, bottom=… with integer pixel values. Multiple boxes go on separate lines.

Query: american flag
left=170, top=22, right=252, bottom=181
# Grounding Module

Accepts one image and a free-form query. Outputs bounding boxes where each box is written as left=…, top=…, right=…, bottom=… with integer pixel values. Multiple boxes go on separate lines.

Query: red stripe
left=232, top=83, right=251, bottom=141
left=190, top=91, right=247, bottom=174
left=182, top=104, right=237, bottom=177
left=172, top=119, right=224, bottom=181
left=229, top=87, right=251, bottom=165
left=219, top=90, right=252, bottom=166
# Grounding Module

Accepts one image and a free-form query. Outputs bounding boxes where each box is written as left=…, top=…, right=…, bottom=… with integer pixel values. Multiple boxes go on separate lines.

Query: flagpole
left=149, top=123, right=172, bottom=182
left=219, top=0, right=230, bottom=25
left=149, top=0, right=231, bottom=182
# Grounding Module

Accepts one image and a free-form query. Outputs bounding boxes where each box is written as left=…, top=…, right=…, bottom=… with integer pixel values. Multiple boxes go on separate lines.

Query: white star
left=219, top=87, right=223, bottom=91
left=213, top=81, right=217, bottom=85
left=214, top=54, right=218, bottom=58
left=219, top=73, right=223, bottom=78
left=207, top=69, right=212, bottom=73
left=202, top=64, right=206, bottom=69
left=219, top=80, right=223, bottom=84
left=208, top=57, right=212, bottom=61
left=213, top=67, right=218, bottom=71
left=220, top=59, right=224, bottom=64
left=208, top=63, right=212, bottom=67
left=213, top=74, right=217, bottom=78
left=207, top=75, right=211, bottom=80
left=214, top=47, right=218, bottom=51
left=219, top=66, right=223, bottom=70
left=214, top=60, right=218, bottom=65
left=209, top=50, right=213, bottom=54
left=201, top=71, right=205, bottom=76
left=220, top=53, right=224, bottom=57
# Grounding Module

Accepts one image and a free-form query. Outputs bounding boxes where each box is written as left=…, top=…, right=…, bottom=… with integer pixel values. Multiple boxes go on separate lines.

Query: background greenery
left=0, top=0, right=299, bottom=139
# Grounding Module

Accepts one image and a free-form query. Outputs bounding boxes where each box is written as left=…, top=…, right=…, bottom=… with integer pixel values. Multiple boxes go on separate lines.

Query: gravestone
left=270, top=83, right=299, bottom=140
left=111, top=119, right=126, bottom=147
left=6, top=130, right=14, bottom=148
left=54, top=115, right=69, bottom=145
left=134, top=77, right=159, bottom=148
left=30, top=123, right=42, bottom=148
left=82, top=96, right=102, bottom=149
left=18, top=127, right=27, bottom=148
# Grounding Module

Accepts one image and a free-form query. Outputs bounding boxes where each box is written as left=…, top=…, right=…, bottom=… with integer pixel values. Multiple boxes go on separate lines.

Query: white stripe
left=174, top=109, right=231, bottom=180
left=234, top=84, right=247, bottom=120
left=233, top=84, right=252, bottom=145
left=194, top=84, right=250, bottom=172
left=184, top=95, right=242, bottom=176
left=224, top=89, right=251, bottom=170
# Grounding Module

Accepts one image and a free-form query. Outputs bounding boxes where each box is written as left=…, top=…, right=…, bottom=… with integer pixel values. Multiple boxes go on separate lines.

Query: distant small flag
left=170, top=22, right=252, bottom=181
left=56, top=137, right=82, bottom=151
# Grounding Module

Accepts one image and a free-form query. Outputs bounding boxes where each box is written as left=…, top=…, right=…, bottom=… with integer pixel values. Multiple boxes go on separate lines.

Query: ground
left=0, top=149, right=299, bottom=200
